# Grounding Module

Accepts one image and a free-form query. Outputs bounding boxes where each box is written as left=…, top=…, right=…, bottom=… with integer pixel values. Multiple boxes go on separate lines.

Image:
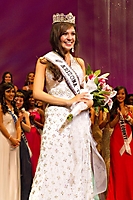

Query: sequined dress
left=0, top=113, right=20, bottom=200
left=29, top=55, right=107, bottom=200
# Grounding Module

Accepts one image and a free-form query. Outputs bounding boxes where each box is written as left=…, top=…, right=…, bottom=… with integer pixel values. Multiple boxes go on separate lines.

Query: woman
left=106, top=86, right=133, bottom=200
left=0, top=71, right=18, bottom=91
left=99, top=109, right=113, bottom=197
left=29, top=13, right=107, bottom=200
left=25, top=90, right=45, bottom=177
left=22, top=72, right=35, bottom=91
left=0, top=83, right=21, bottom=200
left=15, top=91, right=32, bottom=200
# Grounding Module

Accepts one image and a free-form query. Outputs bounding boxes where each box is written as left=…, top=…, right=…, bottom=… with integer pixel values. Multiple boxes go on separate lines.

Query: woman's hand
left=67, top=92, right=92, bottom=107
left=10, top=137, right=20, bottom=147
left=18, top=111, right=23, bottom=122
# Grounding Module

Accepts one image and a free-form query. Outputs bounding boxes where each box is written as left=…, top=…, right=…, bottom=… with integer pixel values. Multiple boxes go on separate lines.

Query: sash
left=42, top=51, right=80, bottom=95
left=8, top=109, right=17, bottom=124
left=21, top=132, right=32, bottom=157
left=119, top=112, right=132, bottom=156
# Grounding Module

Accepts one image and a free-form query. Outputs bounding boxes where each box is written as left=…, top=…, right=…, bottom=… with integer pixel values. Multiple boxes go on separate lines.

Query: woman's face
left=29, top=95, right=35, bottom=106
left=4, top=73, right=11, bottom=83
left=129, top=96, right=133, bottom=105
left=28, top=73, right=34, bottom=83
left=15, top=96, right=24, bottom=109
left=60, top=26, right=76, bottom=52
left=116, top=88, right=126, bottom=103
left=5, top=88, right=15, bottom=102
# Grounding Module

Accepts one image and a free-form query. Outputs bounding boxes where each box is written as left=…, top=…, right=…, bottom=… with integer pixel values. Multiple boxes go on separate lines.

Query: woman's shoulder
left=39, top=56, right=48, bottom=65
left=35, top=57, right=49, bottom=72
left=75, top=57, right=85, bottom=65
left=127, top=105, right=133, bottom=112
left=74, top=57, right=85, bottom=74
left=37, top=108, right=44, bottom=115
left=22, top=85, right=29, bottom=91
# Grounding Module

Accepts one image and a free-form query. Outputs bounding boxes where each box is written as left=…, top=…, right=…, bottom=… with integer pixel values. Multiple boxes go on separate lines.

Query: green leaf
left=86, top=64, right=93, bottom=75
left=98, top=91, right=110, bottom=95
left=94, top=70, right=101, bottom=76
left=94, top=77, right=99, bottom=85
left=93, top=93, right=105, bottom=98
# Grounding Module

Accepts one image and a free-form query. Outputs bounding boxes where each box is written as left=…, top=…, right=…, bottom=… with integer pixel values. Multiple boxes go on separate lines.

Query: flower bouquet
left=67, top=65, right=117, bottom=121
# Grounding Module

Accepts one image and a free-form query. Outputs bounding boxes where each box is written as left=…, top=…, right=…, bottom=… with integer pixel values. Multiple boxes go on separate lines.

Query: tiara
left=53, top=12, right=75, bottom=24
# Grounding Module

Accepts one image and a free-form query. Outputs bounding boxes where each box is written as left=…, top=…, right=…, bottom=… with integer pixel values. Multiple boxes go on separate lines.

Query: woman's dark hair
left=110, top=86, right=128, bottom=121
left=50, top=22, right=79, bottom=58
left=0, top=82, right=18, bottom=115
left=24, top=90, right=33, bottom=111
left=127, top=94, right=133, bottom=105
left=0, top=71, right=13, bottom=84
left=40, top=22, right=79, bottom=82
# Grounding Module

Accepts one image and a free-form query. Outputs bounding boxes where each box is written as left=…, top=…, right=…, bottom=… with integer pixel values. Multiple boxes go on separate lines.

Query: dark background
left=0, top=0, right=133, bottom=92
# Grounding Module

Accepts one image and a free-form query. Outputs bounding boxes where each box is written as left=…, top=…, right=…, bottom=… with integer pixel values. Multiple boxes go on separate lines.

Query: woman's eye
left=72, top=32, right=76, bottom=35
left=62, top=32, right=67, bottom=36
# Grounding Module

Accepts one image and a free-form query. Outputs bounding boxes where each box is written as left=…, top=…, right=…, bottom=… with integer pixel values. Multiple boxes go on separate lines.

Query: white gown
left=29, top=56, right=107, bottom=200
left=0, top=113, right=20, bottom=200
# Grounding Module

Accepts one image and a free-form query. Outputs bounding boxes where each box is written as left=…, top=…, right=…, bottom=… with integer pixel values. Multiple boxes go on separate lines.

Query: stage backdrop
left=0, top=0, right=133, bottom=93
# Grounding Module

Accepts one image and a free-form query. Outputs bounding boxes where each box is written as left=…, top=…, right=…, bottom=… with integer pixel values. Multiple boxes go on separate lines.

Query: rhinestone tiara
left=53, top=12, right=75, bottom=24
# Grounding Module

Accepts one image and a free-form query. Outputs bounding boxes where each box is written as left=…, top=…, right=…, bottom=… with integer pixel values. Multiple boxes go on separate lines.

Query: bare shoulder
left=35, top=57, right=49, bottom=73
left=76, top=57, right=85, bottom=67
left=128, top=105, right=133, bottom=112
left=38, top=108, right=44, bottom=115
left=39, top=56, right=47, bottom=64
left=75, top=57, right=86, bottom=75
left=22, top=86, right=28, bottom=90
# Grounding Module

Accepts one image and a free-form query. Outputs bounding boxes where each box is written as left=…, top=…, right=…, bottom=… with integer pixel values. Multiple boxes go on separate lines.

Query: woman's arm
left=125, top=105, right=133, bottom=125
left=20, top=111, right=31, bottom=132
left=109, top=114, right=119, bottom=128
left=0, top=105, right=20, bottom=146
left=15, top=119, right=21, bottom=141
left=33, top=58, right=92, bottom=108
left=99, top=110, right=110, bottom=129
left=33, top=108, right=45, bottom=129
left=0, top=106, right=11, bottom=139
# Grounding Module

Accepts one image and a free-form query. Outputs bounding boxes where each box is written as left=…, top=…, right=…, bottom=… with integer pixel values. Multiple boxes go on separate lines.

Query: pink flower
left=98, top=78, right=106, bottom=87
left=88, top=74, right=96, bottom=80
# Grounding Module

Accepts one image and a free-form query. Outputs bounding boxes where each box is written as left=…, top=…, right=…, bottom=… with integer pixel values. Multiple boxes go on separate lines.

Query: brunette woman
left=107, top=86, right=133, bottom=200
left=15, top=91, right=32, bottom=200
left=0, top=83, right=21, bottom=200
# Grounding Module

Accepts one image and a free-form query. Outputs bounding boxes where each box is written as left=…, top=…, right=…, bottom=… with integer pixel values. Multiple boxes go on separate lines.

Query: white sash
left=42, top=51, right=80, bottom=95
left=119, top=112, right=132, bottom=156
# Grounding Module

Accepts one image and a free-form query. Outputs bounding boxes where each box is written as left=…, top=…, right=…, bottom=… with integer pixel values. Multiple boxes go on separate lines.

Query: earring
left=71, top=47, right=74, bottom=53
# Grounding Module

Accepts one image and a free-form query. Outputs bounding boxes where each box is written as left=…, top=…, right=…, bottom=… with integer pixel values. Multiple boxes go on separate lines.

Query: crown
left=53, top=12, right=75, bottom=24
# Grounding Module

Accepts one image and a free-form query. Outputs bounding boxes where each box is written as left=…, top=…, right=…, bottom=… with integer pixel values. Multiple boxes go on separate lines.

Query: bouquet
left=67, top=65, right=117, bottom=121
